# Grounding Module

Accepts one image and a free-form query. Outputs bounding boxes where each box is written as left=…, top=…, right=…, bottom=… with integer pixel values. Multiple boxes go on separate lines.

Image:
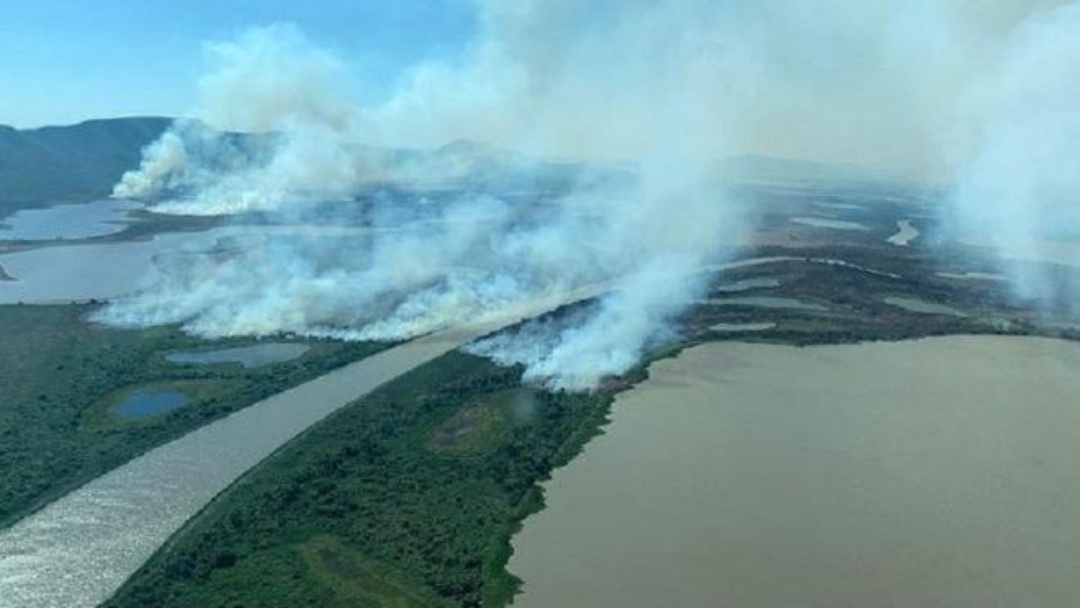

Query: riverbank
left=85, top=231, right=1078, bottom=607
left=0, top=303, right=385, bottom=531
left=98, top=350, right=623, bottom=608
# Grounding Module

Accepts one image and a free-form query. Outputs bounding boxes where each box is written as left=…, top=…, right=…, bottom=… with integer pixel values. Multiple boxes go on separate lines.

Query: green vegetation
left=687, top=242, right=1045, bottom=348
left=105, top=352, right=617, bottom=608
left=0, top=303, right=385, bottom=528
left=0, top=118, right=170, bottom=212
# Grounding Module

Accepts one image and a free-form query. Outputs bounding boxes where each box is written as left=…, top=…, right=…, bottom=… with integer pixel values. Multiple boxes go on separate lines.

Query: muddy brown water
left=510, top=336, right=1080, bottom=608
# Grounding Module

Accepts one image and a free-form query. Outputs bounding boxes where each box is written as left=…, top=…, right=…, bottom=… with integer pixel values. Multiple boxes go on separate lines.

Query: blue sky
left=0, top=0, right=475, bottom=128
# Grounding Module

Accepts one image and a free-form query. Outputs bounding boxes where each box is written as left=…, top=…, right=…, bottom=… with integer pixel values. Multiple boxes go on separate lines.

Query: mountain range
left=0, top=117, right=904, bottom=217
left=0, top=117, right=170, bottom=213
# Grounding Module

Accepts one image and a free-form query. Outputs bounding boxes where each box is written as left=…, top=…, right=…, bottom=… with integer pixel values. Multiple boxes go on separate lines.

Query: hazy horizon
left=3, top=0, right=1072, bottom=177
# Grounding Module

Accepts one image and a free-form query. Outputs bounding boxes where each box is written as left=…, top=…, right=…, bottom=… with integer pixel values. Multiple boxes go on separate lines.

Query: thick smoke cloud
left=946, top=2, right=1080, bottom=305
left=103, top=0, right=1080, bottom=388
left=113, top=24, right=367, bottom=214
left=372, top=0, right=1064, bottom=176
left=101, top=8, right=743, bottom=390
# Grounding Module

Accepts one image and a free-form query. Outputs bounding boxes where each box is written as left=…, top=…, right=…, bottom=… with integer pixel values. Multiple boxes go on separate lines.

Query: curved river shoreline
left=0, top=252, right=895, bottom=606
left=0, top=321, right=524, bottom=608
left=510, top=336, right=1080, bottom=608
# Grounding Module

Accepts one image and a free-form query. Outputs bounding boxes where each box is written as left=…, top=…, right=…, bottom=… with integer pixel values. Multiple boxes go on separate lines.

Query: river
left=0, top=251, right=903, bottom=606
left=0, top=281, right=588, bottom=608
left=510, top=336, right=1080, bottom=608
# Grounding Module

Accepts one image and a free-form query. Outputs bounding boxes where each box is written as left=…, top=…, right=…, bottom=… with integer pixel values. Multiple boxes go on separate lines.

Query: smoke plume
left=102, top=0, right=1080, bottom=388
left=112, top=24, right=366, bottom=214
left=101, top=7, right=748, bottom=389
left=945, top=2, right=1080, bottom=307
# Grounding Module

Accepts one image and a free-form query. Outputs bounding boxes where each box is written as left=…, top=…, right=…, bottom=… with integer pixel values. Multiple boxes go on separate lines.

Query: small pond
left=884, top=296, right=967, bottom=317
left=936, top=271, right=1005, bottom=282
left=710, top=296, right=828, bottom=312
left=886, top=220, right=919, bottom=246
left=709, top=322, right=777, bottom=332
left=115, top=390, right=188, bottom=420
left=714, top=278, right=781, bottom=293
left=790, top=216, right=870, bottom=231
left=165, top=343, right=310, bottom=368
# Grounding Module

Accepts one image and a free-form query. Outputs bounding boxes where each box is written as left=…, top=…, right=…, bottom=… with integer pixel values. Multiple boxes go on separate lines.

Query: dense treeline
left=0, top=304, right=384, bottom=527
left=106, top=352, right=616, bottom=608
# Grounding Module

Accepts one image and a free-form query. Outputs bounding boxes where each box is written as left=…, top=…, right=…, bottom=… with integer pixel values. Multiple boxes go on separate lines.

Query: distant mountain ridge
left=0, top=117, right=171, bottom=212
left=0, top=117, right=907, bottom=217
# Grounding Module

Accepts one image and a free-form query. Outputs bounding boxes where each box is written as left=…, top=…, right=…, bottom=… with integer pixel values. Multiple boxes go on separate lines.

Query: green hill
left=0, top=117, right=171, bottom=213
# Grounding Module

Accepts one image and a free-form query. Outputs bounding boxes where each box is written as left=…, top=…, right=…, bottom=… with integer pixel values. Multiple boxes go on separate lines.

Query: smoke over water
left=99, top=8, right=744, bottom=390
left=101, top=0, right=1080, bottom=387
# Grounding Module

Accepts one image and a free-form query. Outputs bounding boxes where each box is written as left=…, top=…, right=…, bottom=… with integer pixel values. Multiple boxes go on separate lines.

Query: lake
left=0, top=230, right=226, bottom=303
left=511, top=336, right=1080, bottom=608
left=0, top=224, right=375, bottom=304
left=0, top=200, right=141, bottom=241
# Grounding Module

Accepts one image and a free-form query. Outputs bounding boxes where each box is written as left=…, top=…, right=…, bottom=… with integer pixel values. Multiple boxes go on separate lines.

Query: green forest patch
left=105, top=352, right=617, bottom=608
left=0, top=303, right=385, bottom=528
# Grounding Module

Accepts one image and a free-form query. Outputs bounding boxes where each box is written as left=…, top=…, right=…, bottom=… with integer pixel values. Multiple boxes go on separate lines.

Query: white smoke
left=105, top=1, right=1080, bottom=389
left=112, top=23, right=367, bottom=214
left=99, top=3, right=754, bottom=390
left=112, top=130, right=189, bottom=200
left=946, top=2, right=1080, bottom=306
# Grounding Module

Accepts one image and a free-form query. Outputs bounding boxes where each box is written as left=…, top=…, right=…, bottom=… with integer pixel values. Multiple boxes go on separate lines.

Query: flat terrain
left=0, top=304, right=384, bottom=528
left=10, top=177, right=1080, bottom=607
left=100, top=179, right=1080, bottom=607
